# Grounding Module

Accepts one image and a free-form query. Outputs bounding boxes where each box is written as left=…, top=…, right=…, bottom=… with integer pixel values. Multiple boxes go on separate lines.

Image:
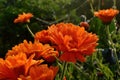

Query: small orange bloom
left=35, top=23, right=99, bottom=63
left=80, top=22, right=90, bottom=30
left=63, top=76, right=67, bottom=80
left=6, top=40, right=59, bottom=63
left=94, top=8, right=119, bottom=23
left=14, top=13, right=33, bottom=23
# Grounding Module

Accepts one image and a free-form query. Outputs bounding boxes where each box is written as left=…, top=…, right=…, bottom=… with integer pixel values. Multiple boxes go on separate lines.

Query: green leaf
left=109, top=21, right=116, bottom=33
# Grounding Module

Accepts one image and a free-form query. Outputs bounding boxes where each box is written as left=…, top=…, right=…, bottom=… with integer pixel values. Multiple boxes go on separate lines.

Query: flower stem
left=106, top=25, right=119, bottom=69
left=89, top=0, right=94, bottom=14
left=113, top=0, right=117, bottom=9
left=60, top=62, right=68, bottom=80
left=26, top=24, right=35, bottom=37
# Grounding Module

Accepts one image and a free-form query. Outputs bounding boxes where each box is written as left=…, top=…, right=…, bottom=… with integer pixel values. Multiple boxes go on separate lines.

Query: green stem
left=106, top=25, right=119, bottom=69
left=113, top=0, right=117, bottom=9
left=90, top=54, right=97, bottom=80
left=89, top=0, right=94, bottom=14
left=26, top=24, right=34, bottom=37
left=60, top=62, right=68, bottom=80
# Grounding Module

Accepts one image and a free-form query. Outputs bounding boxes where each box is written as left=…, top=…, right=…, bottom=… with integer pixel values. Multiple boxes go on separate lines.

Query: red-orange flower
left=63, top=76, right=67, bottom=80
left=94, top=8, right=119, bottom=23
left=35, top=23, right=99, bottom=63
left=29, top=65, right=59, bottom=80
left=14, top=13, right=33, bottom=23
left=6, top=40, right=59, bottom=63
left=80, top=22, right=90, bottom=30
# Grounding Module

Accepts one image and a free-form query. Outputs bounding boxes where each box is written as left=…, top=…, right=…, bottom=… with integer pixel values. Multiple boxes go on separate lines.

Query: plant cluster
left=0, top=0, right=120, bottom=80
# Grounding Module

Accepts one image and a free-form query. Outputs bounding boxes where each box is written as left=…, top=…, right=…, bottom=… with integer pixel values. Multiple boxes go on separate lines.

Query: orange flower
left=0, top=53, right=43, bottom=80
left=30, top=64, right=59, bottom=80
left=94, top=8, right=119, bottom=23
left=14, top=13, right=33, bottom=23
left=6, top=40, right=59, bottom=63
left=35, top=23, right=98, bottom=63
